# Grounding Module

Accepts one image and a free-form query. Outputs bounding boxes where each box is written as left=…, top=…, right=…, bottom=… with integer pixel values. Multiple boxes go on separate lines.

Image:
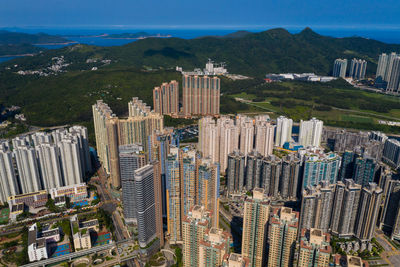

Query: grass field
left=341, top=114, right=372, bottom=124
left=0, top=208, right=9, bottom=224
left=225, top=80, right=400, bottom=134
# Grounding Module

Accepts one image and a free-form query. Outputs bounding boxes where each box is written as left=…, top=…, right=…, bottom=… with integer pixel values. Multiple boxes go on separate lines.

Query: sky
left=1, top=0, right=400, bottom=29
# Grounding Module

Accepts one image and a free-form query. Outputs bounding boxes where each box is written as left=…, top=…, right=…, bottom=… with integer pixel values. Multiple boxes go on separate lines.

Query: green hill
left=3, top=27, right=400, bottom=76
left=1, top=27, right=400, bottom=135
left=0, top=30, right=70, bottom=45
left=0, top=30, right=73, bottom=56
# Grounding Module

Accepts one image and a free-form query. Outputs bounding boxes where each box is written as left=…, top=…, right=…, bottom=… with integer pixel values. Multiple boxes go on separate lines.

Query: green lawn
left=341, top=114, right=373, bottom=124
left=222, top=79, right=400, bottom=134
left=0, top=208, right=9, bottom=224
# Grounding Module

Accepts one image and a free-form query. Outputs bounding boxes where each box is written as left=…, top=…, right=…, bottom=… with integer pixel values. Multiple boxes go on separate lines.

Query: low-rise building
left=10, top=203, right=24, bottom=221
left=49, top=183, right=88, bottom=202
left=70, top=215, right=100, bottom=251
left=333, top=254, right=369, bottom=267
left=28, top=227, right=48, bottom=262
left=8, top=190, right=48, bottom=209
left=28, top=223, right=61, bottom=262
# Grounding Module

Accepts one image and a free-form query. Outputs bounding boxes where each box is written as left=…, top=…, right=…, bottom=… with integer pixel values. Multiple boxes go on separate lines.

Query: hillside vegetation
left=3, top=28, right=400, bottom=76
left=1, top=28, right=400, bottom=135
left=0, top=30, right=71, bottom=56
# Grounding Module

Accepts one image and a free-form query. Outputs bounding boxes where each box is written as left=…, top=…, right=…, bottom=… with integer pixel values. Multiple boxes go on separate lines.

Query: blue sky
left=1, top=0, right=400, bottom=28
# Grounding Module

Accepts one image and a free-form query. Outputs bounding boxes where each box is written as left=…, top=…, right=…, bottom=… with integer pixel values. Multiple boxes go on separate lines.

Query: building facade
left=227, top=151, right=246, bottom=194
left=296, top=228, right=331, bottom=267
left=267, top=207, right=299, bottom=267
left=275, top=116, right=293, bottom=147
left=299, top=118, right=323, bottom=147
left=242, top=188, right=270, bottom=267
left=153, top=80, right=179, bottom=115
left=349, top=58, right=367, bottom=80
left=333, top=59, right=348, bottom=78
left=182, top=75, right=220, bottom=116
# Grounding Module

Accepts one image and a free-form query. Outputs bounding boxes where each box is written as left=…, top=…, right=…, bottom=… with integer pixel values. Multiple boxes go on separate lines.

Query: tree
left=65, top=197, right=71, bottom=209
left=46, top=198, right=59, bottom=213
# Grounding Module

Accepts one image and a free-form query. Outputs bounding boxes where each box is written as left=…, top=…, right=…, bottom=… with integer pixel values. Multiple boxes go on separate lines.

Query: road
left=20, top=238, right=139, bottom=267
left=95, top=167, right=130, bottom=240
left=95, top=166, right=135, bottom=266
left=21, top=242, right=116, bottom=267
left=0, top=209, right=98, bottom=237
left=375, top=232, right=400, bottom=266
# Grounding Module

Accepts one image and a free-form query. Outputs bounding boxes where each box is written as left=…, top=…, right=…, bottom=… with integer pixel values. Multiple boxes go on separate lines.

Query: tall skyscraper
left=92, top=100, right=115, bottom=175
left=182, top=75, right=220, bottom=116
left=300, top=181, right=335, bottom=233
left=3, top=127, right=90, bottom=196
left=0, top=145, right=20, bottom=202
left=153, top=80, right=179, bottom=115
left=149, top=128, right=179, bottom=218
left=245, top=151, right=263, bottom=191
left=354, top=183, right=382, bottom=241
left=301, top=148, right=341, bottom=188
left=353, top=157, right=377, bottom=187
left=382, top=138, right=400, bottom=169
left=199, top=117, right=219, bottom=163
left=254, top=120, right=275, bottom=157
left=261, top=155, right=282, bottom=198
left=32, top=132, right=52, bottom=146
left=349, top=58, right=367, bottom=80
left=57, top=136, right=83, bottom=186
left=386, top=56, right=400, bottom=93
left=280, top=155, right=301, bottom=200
left=242, top=188, right=270, bottom=267
left=219, top=117, right=239, bottom=172
left=267, top=207, right=299, bottom=267
left=275, top=116, right=293, bottom=147
left=384, top=52, right=398, bottom=82
left=68, top=126, right=92, bottom=175
left=380, top=180, right=400, bottom=239
left=182, top=205, right=212, bottom=267
left=198, top=158, right=220, bottom=228
left=199, top=228, right=232, bottom=267
left=14, top=145, right=42, bottom=193
left=166, top=147, right=182, bottom=244
left=299, top=118, right=323, bottom=147
left=376, top=53, right=388, bottom=80
left=227, top=151, right=245, bottom=194
left=239, top=116, right=254, bottom=158
left=181, top=149, right=198, bottom=216
left=330, top=179, right=361, bottom=238
left=333, top=59, right=348, bottom=78
left=339, top=151, right=356, bottom=180
left=152, top=160, right=165, bottom=247
left=295, top=229, right=331, bottom=267
left=35, top=143, right=63, bottom=190
left=92, top=98, right=163, bottom=188
left=134, top=164, right=158, bottom=248
left=120, top=144, right=146, bottom=223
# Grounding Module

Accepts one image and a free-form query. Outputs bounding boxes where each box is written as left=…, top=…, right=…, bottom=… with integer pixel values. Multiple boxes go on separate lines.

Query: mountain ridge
left=2, top=27, right=400, bottom=77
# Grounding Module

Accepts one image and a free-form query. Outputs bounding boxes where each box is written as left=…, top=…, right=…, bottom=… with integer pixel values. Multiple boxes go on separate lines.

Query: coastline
left=0, top=53, right=35, bottom=58
left=33, top=41, right=78, bottom=45
left=102, top=35, right=171, bottom=40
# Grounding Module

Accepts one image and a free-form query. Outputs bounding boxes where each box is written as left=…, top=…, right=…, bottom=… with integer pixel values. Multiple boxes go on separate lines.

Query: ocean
left=2, top=27, right=400, bottom=62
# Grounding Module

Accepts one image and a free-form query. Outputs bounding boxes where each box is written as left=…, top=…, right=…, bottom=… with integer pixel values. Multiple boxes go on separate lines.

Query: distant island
left=62, top=32, right=171, bottom=39
left=103, top=32, right=171, bottom=39
left=0, top=30, right=74, bottom=56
